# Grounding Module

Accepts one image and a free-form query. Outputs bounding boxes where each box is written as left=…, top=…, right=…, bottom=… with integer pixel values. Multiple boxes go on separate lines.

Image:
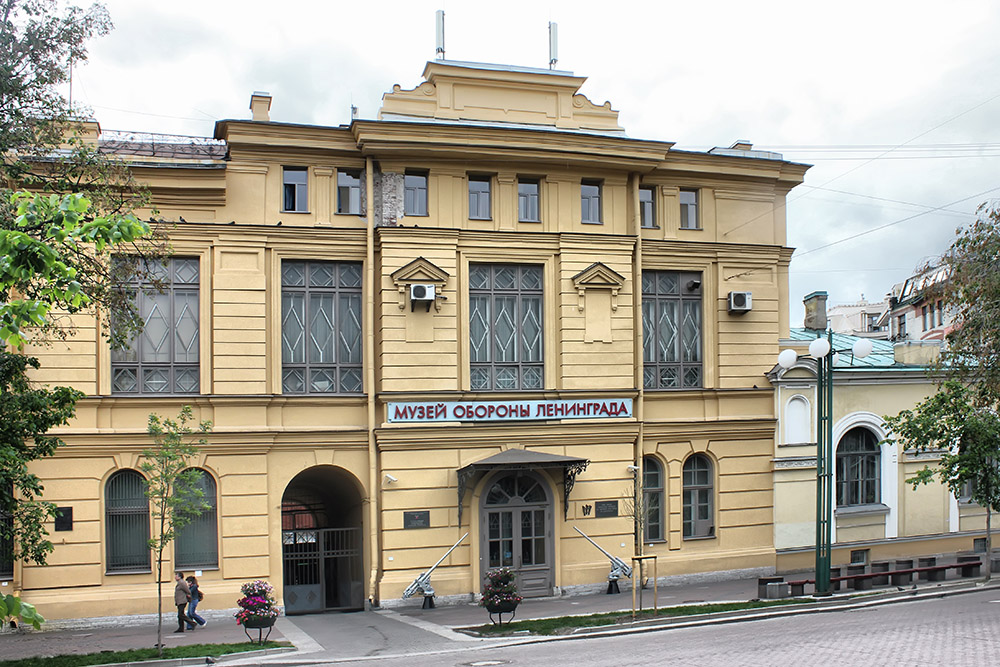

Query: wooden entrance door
left=480, top=472, right=553, bottom=597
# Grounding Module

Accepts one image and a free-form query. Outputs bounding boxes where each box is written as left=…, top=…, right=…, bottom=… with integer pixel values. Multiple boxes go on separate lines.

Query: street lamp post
left=778, top=331, right=873, bottom=595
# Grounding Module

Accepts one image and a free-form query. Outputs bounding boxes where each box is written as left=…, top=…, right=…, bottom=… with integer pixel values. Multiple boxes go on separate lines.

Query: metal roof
left=787, top=328, right=924, bottom=369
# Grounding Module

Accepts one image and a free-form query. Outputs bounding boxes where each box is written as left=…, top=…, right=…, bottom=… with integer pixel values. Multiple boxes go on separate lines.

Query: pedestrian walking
left=186, top=575, right=207, bottom=628
left=173, top=571, right=195, bottom=633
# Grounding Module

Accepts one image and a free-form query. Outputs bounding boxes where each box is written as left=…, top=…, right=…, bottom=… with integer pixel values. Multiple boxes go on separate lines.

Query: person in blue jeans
left=185, top=575, right=207, bottom=629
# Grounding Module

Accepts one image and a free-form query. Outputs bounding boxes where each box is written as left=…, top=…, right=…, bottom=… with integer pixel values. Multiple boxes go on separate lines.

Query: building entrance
left=281, top=466, right=364, bottom=614
left=479, top=471, right=553, bottom=597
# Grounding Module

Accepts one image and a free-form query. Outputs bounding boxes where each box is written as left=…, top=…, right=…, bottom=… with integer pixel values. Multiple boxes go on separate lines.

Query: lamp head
left=852, top=338, right=873, bottom=359
left=777, top=349, right=798, bottom=370
left=808, top=337, right=831, bottom=359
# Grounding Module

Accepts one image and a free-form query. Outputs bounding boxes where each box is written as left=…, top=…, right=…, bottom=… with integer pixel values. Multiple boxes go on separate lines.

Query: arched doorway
left=479, top=471, right=553, bottom=597
left=281, top=466, right=364, bottom=614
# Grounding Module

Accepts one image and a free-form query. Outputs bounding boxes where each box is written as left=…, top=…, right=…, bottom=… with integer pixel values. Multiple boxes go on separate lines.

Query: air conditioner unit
left=410, top=284, right=436, bottom=301
left=728, top=291, right=752, bottom=313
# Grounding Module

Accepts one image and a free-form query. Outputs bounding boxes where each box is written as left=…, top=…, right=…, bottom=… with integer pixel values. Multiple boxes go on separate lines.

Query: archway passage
left=479, top=471, right=554, bottom=597
left=281, top=466, right=364, bottom=613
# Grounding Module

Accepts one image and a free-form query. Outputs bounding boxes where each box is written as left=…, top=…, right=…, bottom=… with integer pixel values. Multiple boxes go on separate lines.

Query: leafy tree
left=936, top=205, right=1000, bottom=403
left=140, top=406, right=211, bottom=657
left=884, top=381, right=1000, bottom=580
left=0, top=352, right=82, bottom=565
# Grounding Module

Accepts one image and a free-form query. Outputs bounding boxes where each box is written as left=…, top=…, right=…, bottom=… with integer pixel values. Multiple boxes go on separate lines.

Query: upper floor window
left=468, top=176, right=492, bottom=220
left=469, top=264, right=543, bottom=391
left=679, top=189, right=699, bottom=229
left=642, top=457, right=664, bottom=541
left=922, top=305, right=929, bottom=331
left=897, top=314, right=907, bottom=338
left=175, top=468, right=218, bottom=569
left=281, top=261, right=363, bottom=394
left=404, top=173, right=428, bottom=216
left=683, top=454, right=714, bottom=539
left=0, top=485, right=12, bottom=580
left=639, top=186, right=656, bottom=228
left=836, top=427, right=880, bottom=507
left=283, top=167, right=308, bottom=212
left=106, top=469, right=150, bottom=573
left=337, top=170, right=362, bottom=215
left=111, top=258, right=200, bottom=395
left=936, top=300, right=944, bottom=326
left=581, top=180, right=602, bottom=224
left=642, top=270, right=702, bottom=389
left=518, top=179, right=540, bottom=222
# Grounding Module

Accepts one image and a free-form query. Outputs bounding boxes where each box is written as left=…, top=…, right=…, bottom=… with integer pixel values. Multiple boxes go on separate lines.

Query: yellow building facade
left=9, top=61, right=812, bottom=619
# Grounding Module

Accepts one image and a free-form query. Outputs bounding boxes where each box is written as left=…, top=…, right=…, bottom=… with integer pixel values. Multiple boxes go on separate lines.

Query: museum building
left=6, top=60, right=811, bottom=619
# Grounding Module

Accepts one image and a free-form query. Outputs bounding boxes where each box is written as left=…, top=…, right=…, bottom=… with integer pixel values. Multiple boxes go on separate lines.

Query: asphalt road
left=321, top=588, right=1000, bottom=667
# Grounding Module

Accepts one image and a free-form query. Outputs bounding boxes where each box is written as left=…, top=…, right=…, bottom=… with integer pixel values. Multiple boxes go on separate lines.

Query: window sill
left=105, top=569, right=153, bottom=576
left=582, top=221, right=603, bottom=225
left=519, top=219, right=541, bottom=223
left=402, top=213, right=429, bottom=217
left=640, top=225, right=660, bottom=230
left=280, top=210, right=312, bottom=214
left=683, top=534, right=716, bottom=542
left=335, top=211, right=363, bottom=217
left=469, top=217, right=493, bottom=222
left=679, top=226, right=703, bottom=231
left=835, top=503, right=889, bottom=517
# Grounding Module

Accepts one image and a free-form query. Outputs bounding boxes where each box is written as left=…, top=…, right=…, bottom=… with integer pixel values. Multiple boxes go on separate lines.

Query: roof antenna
left=548, top=22, right=558, bottom=70
left=435, top=10, right=445, bottom=60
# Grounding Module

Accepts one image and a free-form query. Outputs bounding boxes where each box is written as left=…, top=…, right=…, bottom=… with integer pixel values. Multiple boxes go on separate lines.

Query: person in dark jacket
left=173, top=572, right=194, bottom=632
left=186, top=575, right=207, bottom=628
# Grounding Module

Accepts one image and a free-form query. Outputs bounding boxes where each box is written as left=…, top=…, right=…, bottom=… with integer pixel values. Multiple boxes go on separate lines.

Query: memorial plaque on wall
left=594, top=500, right=618, bottom=518
left=403, top=510, right=431, bottom=529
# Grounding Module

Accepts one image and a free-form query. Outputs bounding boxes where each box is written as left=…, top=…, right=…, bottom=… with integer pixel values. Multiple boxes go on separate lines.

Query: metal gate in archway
left=282, top=527, right=363, bottom=614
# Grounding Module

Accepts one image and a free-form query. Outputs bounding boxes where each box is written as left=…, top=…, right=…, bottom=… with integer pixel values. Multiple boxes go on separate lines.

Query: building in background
left=10, top=60, right=811, bottom=619
left=881, top=264, right=954, bottom=342
left=827, top=298, right=889, bottom=339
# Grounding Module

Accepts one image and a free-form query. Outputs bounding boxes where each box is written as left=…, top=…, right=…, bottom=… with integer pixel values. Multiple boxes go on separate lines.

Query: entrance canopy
left=457, top=449, right=589, bottom=521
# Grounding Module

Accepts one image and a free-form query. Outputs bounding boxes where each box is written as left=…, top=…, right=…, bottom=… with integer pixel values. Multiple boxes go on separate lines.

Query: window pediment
left=390, top=257, right=449, bottom=311
left=571, top=262, right=625, bottom=312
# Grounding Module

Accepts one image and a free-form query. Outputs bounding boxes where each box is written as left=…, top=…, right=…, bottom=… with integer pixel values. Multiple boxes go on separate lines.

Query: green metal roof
left=787, top=328, right=926, bottom=370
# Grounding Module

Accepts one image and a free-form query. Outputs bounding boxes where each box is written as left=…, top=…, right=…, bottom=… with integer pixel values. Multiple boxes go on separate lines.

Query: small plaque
left=54, top=506, right=73, bottom=531
left=595, top=500, right=618, bottom=518
left=403, top=510, right=430, bottom=529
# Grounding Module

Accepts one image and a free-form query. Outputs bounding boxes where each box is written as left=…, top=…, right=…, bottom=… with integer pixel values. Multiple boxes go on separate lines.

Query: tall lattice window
left=643, top=457, right=664, bottom=541
left=683, top=454, right=714, bottom=539
left=281, top=260, right=363, bottom=394
left=836, top=427, right=880, bottom=506
left=105, top=470, right=150, bottom=572
left=175, top=469, right=218, bottom=569
left=469, top=264, right=543, bottom=391
left=111, top=258, right=200, bottom=394
left=642, top=270, right=702, bottom=389
left=0, top=485, right=12, bottom=580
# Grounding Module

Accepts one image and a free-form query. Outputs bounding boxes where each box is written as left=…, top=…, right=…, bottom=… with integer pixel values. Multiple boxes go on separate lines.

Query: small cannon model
left=573, top=526, right=632, bottom=594
left=402, top=532, right=469, bottom=609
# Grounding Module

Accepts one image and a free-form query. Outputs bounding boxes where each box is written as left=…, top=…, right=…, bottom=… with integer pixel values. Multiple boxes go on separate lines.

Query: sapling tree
left=140, top=406, right=212, bottom=656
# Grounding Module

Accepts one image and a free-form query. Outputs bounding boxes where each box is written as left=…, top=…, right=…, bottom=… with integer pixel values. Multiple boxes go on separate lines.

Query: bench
left=788, top=558, right=982, bottom=596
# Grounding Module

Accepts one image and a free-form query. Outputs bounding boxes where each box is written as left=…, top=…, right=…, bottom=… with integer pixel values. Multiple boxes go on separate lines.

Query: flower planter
left=242, top=616, right=276, bottom=629
left=484, top=600, right=519, bottom=614
left=241, top=616, right=275, bottom=643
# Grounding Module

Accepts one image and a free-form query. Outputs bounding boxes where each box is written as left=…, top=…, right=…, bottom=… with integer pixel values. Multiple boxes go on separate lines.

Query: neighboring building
left=881, top=264, right=953, bottom=342
left=827, top=298, right=889, bottom=339
left=769, top=298, right=988, bottom=572
left=10, top=60, right=811, bottom=619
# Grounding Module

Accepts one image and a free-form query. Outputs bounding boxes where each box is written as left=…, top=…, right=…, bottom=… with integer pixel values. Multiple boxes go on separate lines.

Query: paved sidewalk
left=1, top=573, right=995, bottom=665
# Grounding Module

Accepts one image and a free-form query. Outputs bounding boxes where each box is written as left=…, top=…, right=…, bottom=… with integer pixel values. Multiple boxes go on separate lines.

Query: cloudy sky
left=67, top=0, right=1000, bottom=326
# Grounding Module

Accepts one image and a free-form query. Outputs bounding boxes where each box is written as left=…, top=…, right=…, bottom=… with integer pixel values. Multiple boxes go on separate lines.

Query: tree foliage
left=936, top=205, right=1000, bottom=403
left=140, top=406, right=211, bottom=656
left=884, top=380, right=1000, bottom=578
left=0, top=351, right=82, bottom=566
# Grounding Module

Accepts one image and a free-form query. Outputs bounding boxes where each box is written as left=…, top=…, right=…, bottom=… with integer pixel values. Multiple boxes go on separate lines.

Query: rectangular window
left=468, top=176, right=492, bottom=220
left=404, top=172, right=428, bottom=216
left=936, top=300, right=944, bottom=326
left=337, top=170, right=361, bottom=215
left=518, top=179, right=540, bottom=222
left=642, top=270, right=702, bottom=389
left=283, top=167, right=308, bottom=212
left=281, top=261, right=363, bottom=394
left=897, top=314, right=906, bottom=338
left=680, top=189, right=699, bottom=229
left=639, top=186, right=656, bottom=228
left=469, top=264, right=543, bottom=391
left=922, top=305, right=929, bottom=330
left=581, top=180, right=602, bottom=223
left=111, top=258, right=200, bottom=395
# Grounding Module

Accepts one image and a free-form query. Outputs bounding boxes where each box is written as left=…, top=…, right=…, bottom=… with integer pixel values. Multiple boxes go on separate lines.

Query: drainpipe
left=365, top=156, right=381, bottom=607
left=631, top=174, right=644, bottom=559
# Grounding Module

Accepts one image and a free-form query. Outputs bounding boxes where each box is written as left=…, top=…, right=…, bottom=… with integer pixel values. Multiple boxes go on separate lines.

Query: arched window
left=785, top=396, right=810, bottom=444
left=683, top=454, right=714, bottom=539
left=642, top=457, right=664, bottom=541
left=836, top=427, right=880, bottom=506
left=106, top=470, right=150, bottom=572
left=176, top=469, right=218, bottom=569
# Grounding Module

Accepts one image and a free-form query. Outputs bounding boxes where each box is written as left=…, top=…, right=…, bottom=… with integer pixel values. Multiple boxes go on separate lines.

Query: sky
left=65, top=0, right=1000, bottom=326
